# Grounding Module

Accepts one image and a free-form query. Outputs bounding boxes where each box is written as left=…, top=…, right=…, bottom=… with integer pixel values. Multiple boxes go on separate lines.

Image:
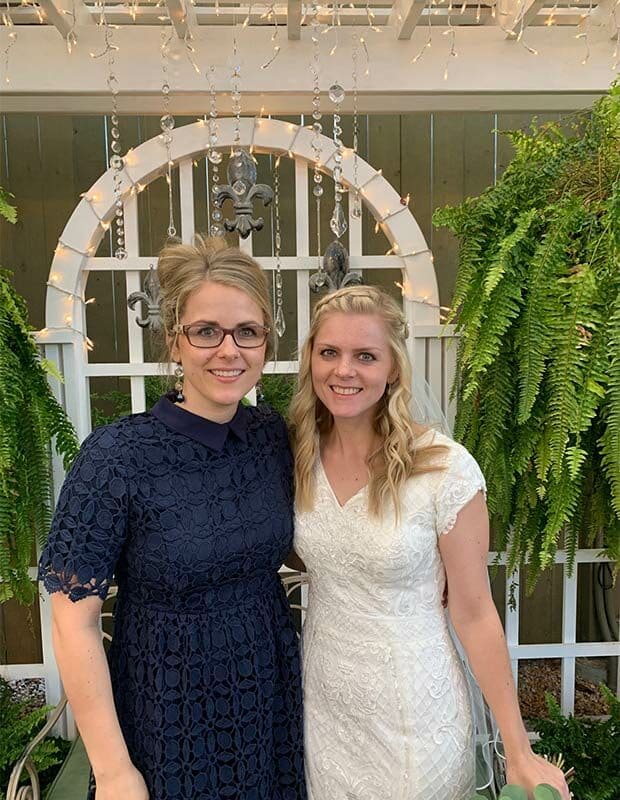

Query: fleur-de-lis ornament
left=309, top=241, right=363, bottom=293
left=213, top=150, right=274, bottom=239
left=127, top=266, right=162, bottom=332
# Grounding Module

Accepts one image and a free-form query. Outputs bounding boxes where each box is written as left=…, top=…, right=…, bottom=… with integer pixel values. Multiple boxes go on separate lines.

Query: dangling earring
left=173, top=364, right=185, bottom=403
left=256, top=379, right=265, bottom=405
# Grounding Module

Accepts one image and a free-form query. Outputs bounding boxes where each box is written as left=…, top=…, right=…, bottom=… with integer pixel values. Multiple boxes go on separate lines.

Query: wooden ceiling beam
left=37, top=0, right=93, bottom=38
left=388, top=0, right=427, bottom=39
left=165, top=0, right=197, bottom=38
left=287, top=0, right=302, bottom=39
left=503, top=0, right=546, bottom=38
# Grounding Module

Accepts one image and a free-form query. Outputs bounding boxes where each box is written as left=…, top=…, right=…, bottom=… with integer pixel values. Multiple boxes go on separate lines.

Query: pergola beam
left=38, top=0, right=93, bottom=38
left=3, top=24, right=613, bottom=115
left=287, top=0, right=302, bottom=39
left=503, top=0, right=547, bottom=38
left=165, top=0, right=197, bottom=38
left=389, top=0, right=426, bottom=39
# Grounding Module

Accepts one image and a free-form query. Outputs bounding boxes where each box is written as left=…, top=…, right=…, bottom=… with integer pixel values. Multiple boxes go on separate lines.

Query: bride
left=288, top=285, right=569, bottom=800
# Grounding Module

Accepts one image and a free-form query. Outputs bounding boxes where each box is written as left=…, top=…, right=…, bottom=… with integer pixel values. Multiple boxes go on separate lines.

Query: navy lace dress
left=39, top=397, right=306, bottom=800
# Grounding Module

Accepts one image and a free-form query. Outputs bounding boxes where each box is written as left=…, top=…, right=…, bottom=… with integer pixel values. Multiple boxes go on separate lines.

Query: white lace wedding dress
left=294, top=431, right=487, bottom=800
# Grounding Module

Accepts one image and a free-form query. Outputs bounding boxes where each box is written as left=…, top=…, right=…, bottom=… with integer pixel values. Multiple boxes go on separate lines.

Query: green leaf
left=39, top=358, right=64, bottom=383
left=533, top=784, right=562, bottom=800
left=499, top=785, right=528, bottom=800
left=0, top=187, right=17, bottom=225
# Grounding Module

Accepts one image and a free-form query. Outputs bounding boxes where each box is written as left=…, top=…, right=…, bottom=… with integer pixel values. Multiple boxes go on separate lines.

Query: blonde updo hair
left=157, top=235, right=275, bottom=361
left=288, top=285, right=447, bottom=520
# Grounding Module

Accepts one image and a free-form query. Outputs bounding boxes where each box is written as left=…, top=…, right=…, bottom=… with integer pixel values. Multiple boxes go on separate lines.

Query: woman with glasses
left=39, top=236, right=306, bottom=800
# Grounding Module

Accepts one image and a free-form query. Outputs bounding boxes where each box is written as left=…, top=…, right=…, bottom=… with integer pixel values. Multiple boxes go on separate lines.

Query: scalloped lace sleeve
left=435, top=441, right=487, bottom=537
left=38, top=425, right=129, bottom=602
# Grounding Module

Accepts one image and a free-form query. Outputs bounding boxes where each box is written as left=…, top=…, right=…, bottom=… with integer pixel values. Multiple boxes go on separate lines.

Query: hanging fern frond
left=0, top=260, right=79, bottom=604
left=434, top=84, right=620, bottom=584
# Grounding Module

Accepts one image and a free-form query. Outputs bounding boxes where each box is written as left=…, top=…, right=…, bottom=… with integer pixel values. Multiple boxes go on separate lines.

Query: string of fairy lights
left=1, top=0, right=619, bottom=86
left=2, top=0, right=619, bottom=347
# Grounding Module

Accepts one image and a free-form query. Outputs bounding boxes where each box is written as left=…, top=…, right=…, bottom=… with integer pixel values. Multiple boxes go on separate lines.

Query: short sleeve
left=38, top=425, right=129, bottom=602
left=435, top=441, right=486, bottom=537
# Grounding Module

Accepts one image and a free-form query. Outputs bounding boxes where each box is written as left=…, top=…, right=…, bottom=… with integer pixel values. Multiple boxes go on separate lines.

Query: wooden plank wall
left=0, top=109, right=573, bottom=665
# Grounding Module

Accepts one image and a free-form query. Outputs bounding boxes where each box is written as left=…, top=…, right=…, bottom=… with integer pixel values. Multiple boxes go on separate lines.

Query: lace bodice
left=295, top=431, right=486, bottom=800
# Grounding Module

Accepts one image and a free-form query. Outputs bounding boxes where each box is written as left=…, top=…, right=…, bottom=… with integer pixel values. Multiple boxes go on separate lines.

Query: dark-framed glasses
left=173, top=322, right=270, bottom=349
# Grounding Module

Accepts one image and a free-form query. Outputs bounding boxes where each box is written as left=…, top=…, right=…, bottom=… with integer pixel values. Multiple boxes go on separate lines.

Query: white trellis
left=1, top=117, right=617, bottom=721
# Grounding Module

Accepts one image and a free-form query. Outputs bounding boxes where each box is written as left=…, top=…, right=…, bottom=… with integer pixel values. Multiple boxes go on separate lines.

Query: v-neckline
left=318, top=457, right=368, bottom=510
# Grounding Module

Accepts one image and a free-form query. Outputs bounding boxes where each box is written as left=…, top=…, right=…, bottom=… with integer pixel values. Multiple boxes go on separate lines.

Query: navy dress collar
left=151, top=396, right=248, bottom=451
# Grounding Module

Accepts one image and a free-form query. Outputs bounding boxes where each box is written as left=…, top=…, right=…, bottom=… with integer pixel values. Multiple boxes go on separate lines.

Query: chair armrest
left=6, top=693, right=69, bottom=800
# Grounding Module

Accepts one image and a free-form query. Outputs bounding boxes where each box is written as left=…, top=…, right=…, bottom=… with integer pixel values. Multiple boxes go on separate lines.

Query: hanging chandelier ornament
left=160, top=26, right=177, bottom=239
left=311, top=239, right=362, bottom=294
left=273, top=155, right=286, bottom=337
left=103, top=28, right=126, bottom=259
left=89, top=2, right=126, bottom=259
left=213, top=150, right=273, bottom=238
left=329, top=82, right=347, bottom=239
left=206, top=65, right=225, bottom=238
left=350, top=35, right=362, bottom=220
left=230, top=34, right=242, bottom=157
left=308, top=2, right=328, bottom=292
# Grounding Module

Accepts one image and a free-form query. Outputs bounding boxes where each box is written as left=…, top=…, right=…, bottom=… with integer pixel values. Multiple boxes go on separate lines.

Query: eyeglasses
left=173, top=322, right=270, bottom=349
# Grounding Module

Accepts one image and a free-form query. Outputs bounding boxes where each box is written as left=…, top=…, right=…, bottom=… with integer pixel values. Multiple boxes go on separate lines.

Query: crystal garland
left=160, top=27, right=177, bottom=238
left=231, top=35, right=242, bottom=158
left=309, top=2, right=326, bottom=284
left=105, top=27, right=126, bottom=259
left=273, top=155, right=286, bottom=337
left=206, top=65, right=225, bottom=237
left=328, top=82, right=347, bottom=239
left=350, top=35, right=362, bottom=220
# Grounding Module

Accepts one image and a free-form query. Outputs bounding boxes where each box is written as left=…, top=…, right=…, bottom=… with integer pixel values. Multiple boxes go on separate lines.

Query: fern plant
left=0, top=195, right=79, bottom=604
left=532, top=688, right=620, bottom=800
left=434, top=84, right=620, bottom=584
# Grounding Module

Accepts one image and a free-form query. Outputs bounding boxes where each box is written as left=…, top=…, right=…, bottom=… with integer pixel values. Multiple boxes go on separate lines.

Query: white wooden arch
left=46, top=116, right=439, bottom=325
left=43, top=116, right=449, bottom=440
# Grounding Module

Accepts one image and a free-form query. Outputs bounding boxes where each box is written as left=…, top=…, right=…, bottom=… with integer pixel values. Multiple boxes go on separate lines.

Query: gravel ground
left=8, top=678, right=46, bottom=712
left=518, top=659, right=611, bottom=719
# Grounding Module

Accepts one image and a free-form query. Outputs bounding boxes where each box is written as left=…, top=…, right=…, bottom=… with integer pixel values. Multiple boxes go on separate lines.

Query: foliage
left=0, top=198, right=79, bottom=604
left=433, top=84, right=620, bottom=584
left=472, top=785, right=561, bottom=800
left=90, top=374, right=295, bottom=427
left=0, top=677, right=70, bottom=800
left=531, top=687, right=620, bottom=800
left=0, top=188, right=16, bottom=226
left=91, top=376, right=164, bottom=428
left=261, top=374, right=295, bottom=418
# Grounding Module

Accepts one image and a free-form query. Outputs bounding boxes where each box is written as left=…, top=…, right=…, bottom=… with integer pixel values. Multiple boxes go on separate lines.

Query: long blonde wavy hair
left=289, top=286, right=448, bottom=519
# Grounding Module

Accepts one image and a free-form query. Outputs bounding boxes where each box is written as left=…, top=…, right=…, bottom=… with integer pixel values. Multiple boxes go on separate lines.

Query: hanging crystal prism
left=207, top=65, right=225, bottom=237
left=160, top=28, right=176, bottom=238
left=330, top=201, right=347, bottom=238
left=350, top=36, right=363, bottom=220
left=273, top=156, right=286, bottom=337
left=329, top=84, right=347, bottom=240
left=308, top=1, right=328, bottom=289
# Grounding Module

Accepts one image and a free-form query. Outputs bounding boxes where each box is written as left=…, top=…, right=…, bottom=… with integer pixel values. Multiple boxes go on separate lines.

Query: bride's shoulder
left=412, top=429, right=483, bottom=484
